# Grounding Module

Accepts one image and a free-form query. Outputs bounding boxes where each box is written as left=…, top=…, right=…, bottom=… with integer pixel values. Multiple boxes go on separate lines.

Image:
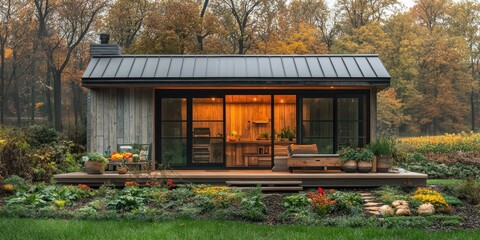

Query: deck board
left=54, top=170, right=427, bottom=188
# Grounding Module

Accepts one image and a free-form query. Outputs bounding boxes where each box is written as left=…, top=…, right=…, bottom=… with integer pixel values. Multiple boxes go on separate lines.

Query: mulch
left=263, top=193, right=288, bottom=225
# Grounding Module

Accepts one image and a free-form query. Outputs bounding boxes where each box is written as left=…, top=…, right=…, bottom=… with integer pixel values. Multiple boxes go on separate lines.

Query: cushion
left=288, top=144, right=318, bottom=155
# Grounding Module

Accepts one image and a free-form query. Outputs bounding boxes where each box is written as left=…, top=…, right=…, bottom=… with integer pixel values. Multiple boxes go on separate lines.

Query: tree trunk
left=0, top=47, right=5, bottom=124
left=13, top=73, right=21, bottom=126
left=53, top=70, right=62, bottom=131
left=30, top=77, right=36, bottom=124
left=45, top=71, right=53, bottom=125
left=472, top=91, right=477, bottom=131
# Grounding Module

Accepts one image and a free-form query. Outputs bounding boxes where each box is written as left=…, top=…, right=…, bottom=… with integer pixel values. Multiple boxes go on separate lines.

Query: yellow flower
left=54, top=200, right=66, bottom=208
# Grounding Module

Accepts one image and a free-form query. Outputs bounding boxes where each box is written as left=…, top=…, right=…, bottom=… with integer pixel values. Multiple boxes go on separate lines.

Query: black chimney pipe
left=100, top=33, right=110, bottom=44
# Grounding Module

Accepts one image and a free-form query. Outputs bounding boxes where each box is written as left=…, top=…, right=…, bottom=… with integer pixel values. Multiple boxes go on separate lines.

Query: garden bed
left=1, top=175, right=479, bottom=231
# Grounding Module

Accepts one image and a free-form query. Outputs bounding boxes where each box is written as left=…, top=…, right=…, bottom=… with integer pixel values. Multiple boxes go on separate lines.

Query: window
left=160, top=98, right=187, bottom=166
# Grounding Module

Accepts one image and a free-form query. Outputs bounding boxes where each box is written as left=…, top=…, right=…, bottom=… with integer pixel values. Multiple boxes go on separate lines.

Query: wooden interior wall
left=87, top=88, right=154, bottom=156
left=225, top=95, right=271, bottom=140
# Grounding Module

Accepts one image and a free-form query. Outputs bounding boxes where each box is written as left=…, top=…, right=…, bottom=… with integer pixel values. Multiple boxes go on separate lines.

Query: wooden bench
left=286, top=144, right=342, bottom=172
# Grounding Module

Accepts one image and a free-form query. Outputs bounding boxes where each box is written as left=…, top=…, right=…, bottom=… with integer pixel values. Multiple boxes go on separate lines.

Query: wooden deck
left=54, top=170, right=428, bottom=188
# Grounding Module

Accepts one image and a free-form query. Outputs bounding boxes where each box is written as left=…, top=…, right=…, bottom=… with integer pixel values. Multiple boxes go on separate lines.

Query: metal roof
left=82, top=54, right=390, bottom=87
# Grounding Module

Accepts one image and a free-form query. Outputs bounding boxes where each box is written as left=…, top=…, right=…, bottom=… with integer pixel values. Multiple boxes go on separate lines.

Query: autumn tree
left=445, top=0, right=480, bottom=131
left=411, top=0, right=451, bottom=33
left=212, top=0, right=262, bottom=54
left=337, top=0, right=399, bottom=33
left=34, top=0, right=107, bottom=131
left=102, top=0, right=149, bottom=51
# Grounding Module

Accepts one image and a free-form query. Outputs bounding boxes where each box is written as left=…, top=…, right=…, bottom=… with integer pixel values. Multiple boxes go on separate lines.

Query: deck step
left=226, top=181, right=302, bottom=186
left=235, top=186, right=303, bottom=191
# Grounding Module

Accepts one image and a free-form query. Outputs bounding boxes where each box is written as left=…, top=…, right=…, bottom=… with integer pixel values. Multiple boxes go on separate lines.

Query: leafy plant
left=86, top=152, right=108, bottom=164
left=328, top=191, right=364, bottom=215
left=356, top=148, right=375, bottom=162
left=412, top=188, right=451, bottom=213
left=367, top=136, right=396, bottom=157
left=307, top=188, right=336, bottom=216
left=284, top=194, right=309, bottom=212
left=337, top=147, right=357, bottom=163
left=240, top=195, right=266, bottom=221
left=26, top=125, right=58, bottom=147
left=4, top=175, right=28, bottom=190
left=278, top=127, right=295, bottom=140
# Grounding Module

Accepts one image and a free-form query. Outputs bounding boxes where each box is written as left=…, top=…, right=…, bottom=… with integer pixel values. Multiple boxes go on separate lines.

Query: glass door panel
left=302, top=98, right=334, bottom=153
left=226, top=95, right=272, bottom=167
left=160, top=98, right=187, bottom=166
left=337, top=97, right=365, bottom=149
left=274, top=95, right=296, bottom=156
left=192, top=98, right=224, bottom=164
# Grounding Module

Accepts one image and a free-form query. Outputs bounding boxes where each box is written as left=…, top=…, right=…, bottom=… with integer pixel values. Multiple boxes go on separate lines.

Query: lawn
left=1, top=217, right=479, bottom=240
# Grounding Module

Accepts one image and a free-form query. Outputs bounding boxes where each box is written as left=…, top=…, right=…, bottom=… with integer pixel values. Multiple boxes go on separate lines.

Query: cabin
left=54, top=36, right=427, bottom=188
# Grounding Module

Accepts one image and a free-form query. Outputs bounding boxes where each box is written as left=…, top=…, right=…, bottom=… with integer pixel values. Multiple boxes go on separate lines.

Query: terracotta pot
left=85, top=161, right=105, bottom=174
left=358, top=161, right=373, bottom=173
left=377, top=156, right=393, bottom=173
left=117, top=166, right=128, bottom=174
left=342, top=160, right=357, bottom=173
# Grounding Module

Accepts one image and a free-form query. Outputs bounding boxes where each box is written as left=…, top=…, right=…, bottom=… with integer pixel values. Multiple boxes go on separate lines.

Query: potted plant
left=366, top=136, right=396, bottom=172
left=85, top=152, right=108, bottom=174
left=357, top=148, right=375, bottom=173
left=338, top=147, right=358, bottom=173
left=257, top=131, right=270, bottom=140
left=279, top=127, right=295, bottom=141
left=117, top=160, right=129, bottom=174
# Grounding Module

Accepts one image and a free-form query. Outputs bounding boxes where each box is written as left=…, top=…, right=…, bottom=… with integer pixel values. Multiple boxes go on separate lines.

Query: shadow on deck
left=54, top=170, right=428, bottom=188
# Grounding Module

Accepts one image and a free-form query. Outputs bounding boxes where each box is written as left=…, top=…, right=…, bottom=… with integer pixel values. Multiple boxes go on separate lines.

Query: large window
left=301, top=95, right=367, bottom=153
left=302, top=98, right=334, bottom=153
left=160, top=98, right=187, bottom=166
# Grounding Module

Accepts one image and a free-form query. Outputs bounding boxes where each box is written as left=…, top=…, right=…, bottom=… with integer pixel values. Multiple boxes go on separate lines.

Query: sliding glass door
left=159, top=98, right=187, bottom=166
left=192, top=97, right=224, bottom=165
left=301, top=95, right=367, bottom=153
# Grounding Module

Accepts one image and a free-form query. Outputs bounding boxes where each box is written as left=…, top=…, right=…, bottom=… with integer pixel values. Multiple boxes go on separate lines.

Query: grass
left=1, top=217, right=480, bottom=240
left=427, top=179, right=462, bottom=186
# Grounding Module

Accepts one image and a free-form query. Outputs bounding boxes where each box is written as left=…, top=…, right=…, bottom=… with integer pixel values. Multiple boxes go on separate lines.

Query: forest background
left=0, top=0, right=478, bottom=143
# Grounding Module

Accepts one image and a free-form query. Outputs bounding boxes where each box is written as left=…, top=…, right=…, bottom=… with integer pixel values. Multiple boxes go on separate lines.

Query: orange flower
left=124, top=181, right=139, bottom=187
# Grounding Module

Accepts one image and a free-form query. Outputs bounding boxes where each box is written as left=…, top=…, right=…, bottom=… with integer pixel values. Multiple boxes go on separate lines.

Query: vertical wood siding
left=87, top=88, right=154, bottom=158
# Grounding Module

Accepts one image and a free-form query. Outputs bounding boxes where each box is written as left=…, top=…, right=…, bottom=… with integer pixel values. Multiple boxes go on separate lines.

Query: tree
left=411, top=0, right=451, bottom=33
left=212, top=0, right=262, bottom=54
left=336, top=0, right=399, bottom=33
left=34, top=0, right=107, bottom=131
left=102, top=0, right=149, bottom=51
left=446, top=0, right=480, bottom=131
left=377, top=88, right=409, bottom=135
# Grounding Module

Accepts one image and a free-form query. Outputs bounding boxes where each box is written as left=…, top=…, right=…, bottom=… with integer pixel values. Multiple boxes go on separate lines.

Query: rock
left=378, top=205, right=394, bottom=216
left=418, top=203, right=435, bottom=216
left=395, top=208, right=411, bottom=216
left=395, top=205, right=409, bottom=210
left=365, top=202, right=382, bottom=207
left=392, top=200, right=408, bottom=208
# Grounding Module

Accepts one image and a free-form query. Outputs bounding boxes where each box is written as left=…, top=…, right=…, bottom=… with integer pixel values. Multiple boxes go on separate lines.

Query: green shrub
left=320, top=215, right=368, bottom=227
left=240, top=189, right=266, bottom=221
left=374, top=186, right=407, bottom=204
left=26, top=125, right=58, bottom=147
left=455, top=178, right=480, bottom=205
left=4, top=175, right=28, bottom=190
left=0, top=131, right=32, bottom=180
left=378, top=216, right=432, bottom=228
left=327, top=191, right=364, bottom=215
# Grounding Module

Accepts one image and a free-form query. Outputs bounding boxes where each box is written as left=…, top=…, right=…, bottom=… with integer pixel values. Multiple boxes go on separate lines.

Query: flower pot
left=342, top=160, right=357, bottom=173
left=358, top=161, right=373, bottom=173
left=85, top=161, right=106, bottom=174
left=117, top=166, right=128, bottom=174
left=377, top=156, right=393, bottom=173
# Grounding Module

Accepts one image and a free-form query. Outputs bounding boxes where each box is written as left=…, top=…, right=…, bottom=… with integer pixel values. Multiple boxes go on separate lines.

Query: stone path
left=359, top=192, right=383, bottom=216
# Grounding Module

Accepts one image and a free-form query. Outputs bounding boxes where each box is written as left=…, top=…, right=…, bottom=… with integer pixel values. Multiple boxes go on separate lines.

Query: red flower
left=317, top=187, right=324, bottom=195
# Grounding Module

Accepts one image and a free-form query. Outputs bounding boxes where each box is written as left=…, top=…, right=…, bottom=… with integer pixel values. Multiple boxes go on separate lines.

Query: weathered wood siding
left=87, top=88, right=154, bottom=158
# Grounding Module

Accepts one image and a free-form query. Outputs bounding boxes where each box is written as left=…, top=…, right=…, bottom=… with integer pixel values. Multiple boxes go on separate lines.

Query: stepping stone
left=364, top=206, right=380, bottom=211
left=364, top=202, right=382, bottom=207
left=362, top=196, right=375, bottom=200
